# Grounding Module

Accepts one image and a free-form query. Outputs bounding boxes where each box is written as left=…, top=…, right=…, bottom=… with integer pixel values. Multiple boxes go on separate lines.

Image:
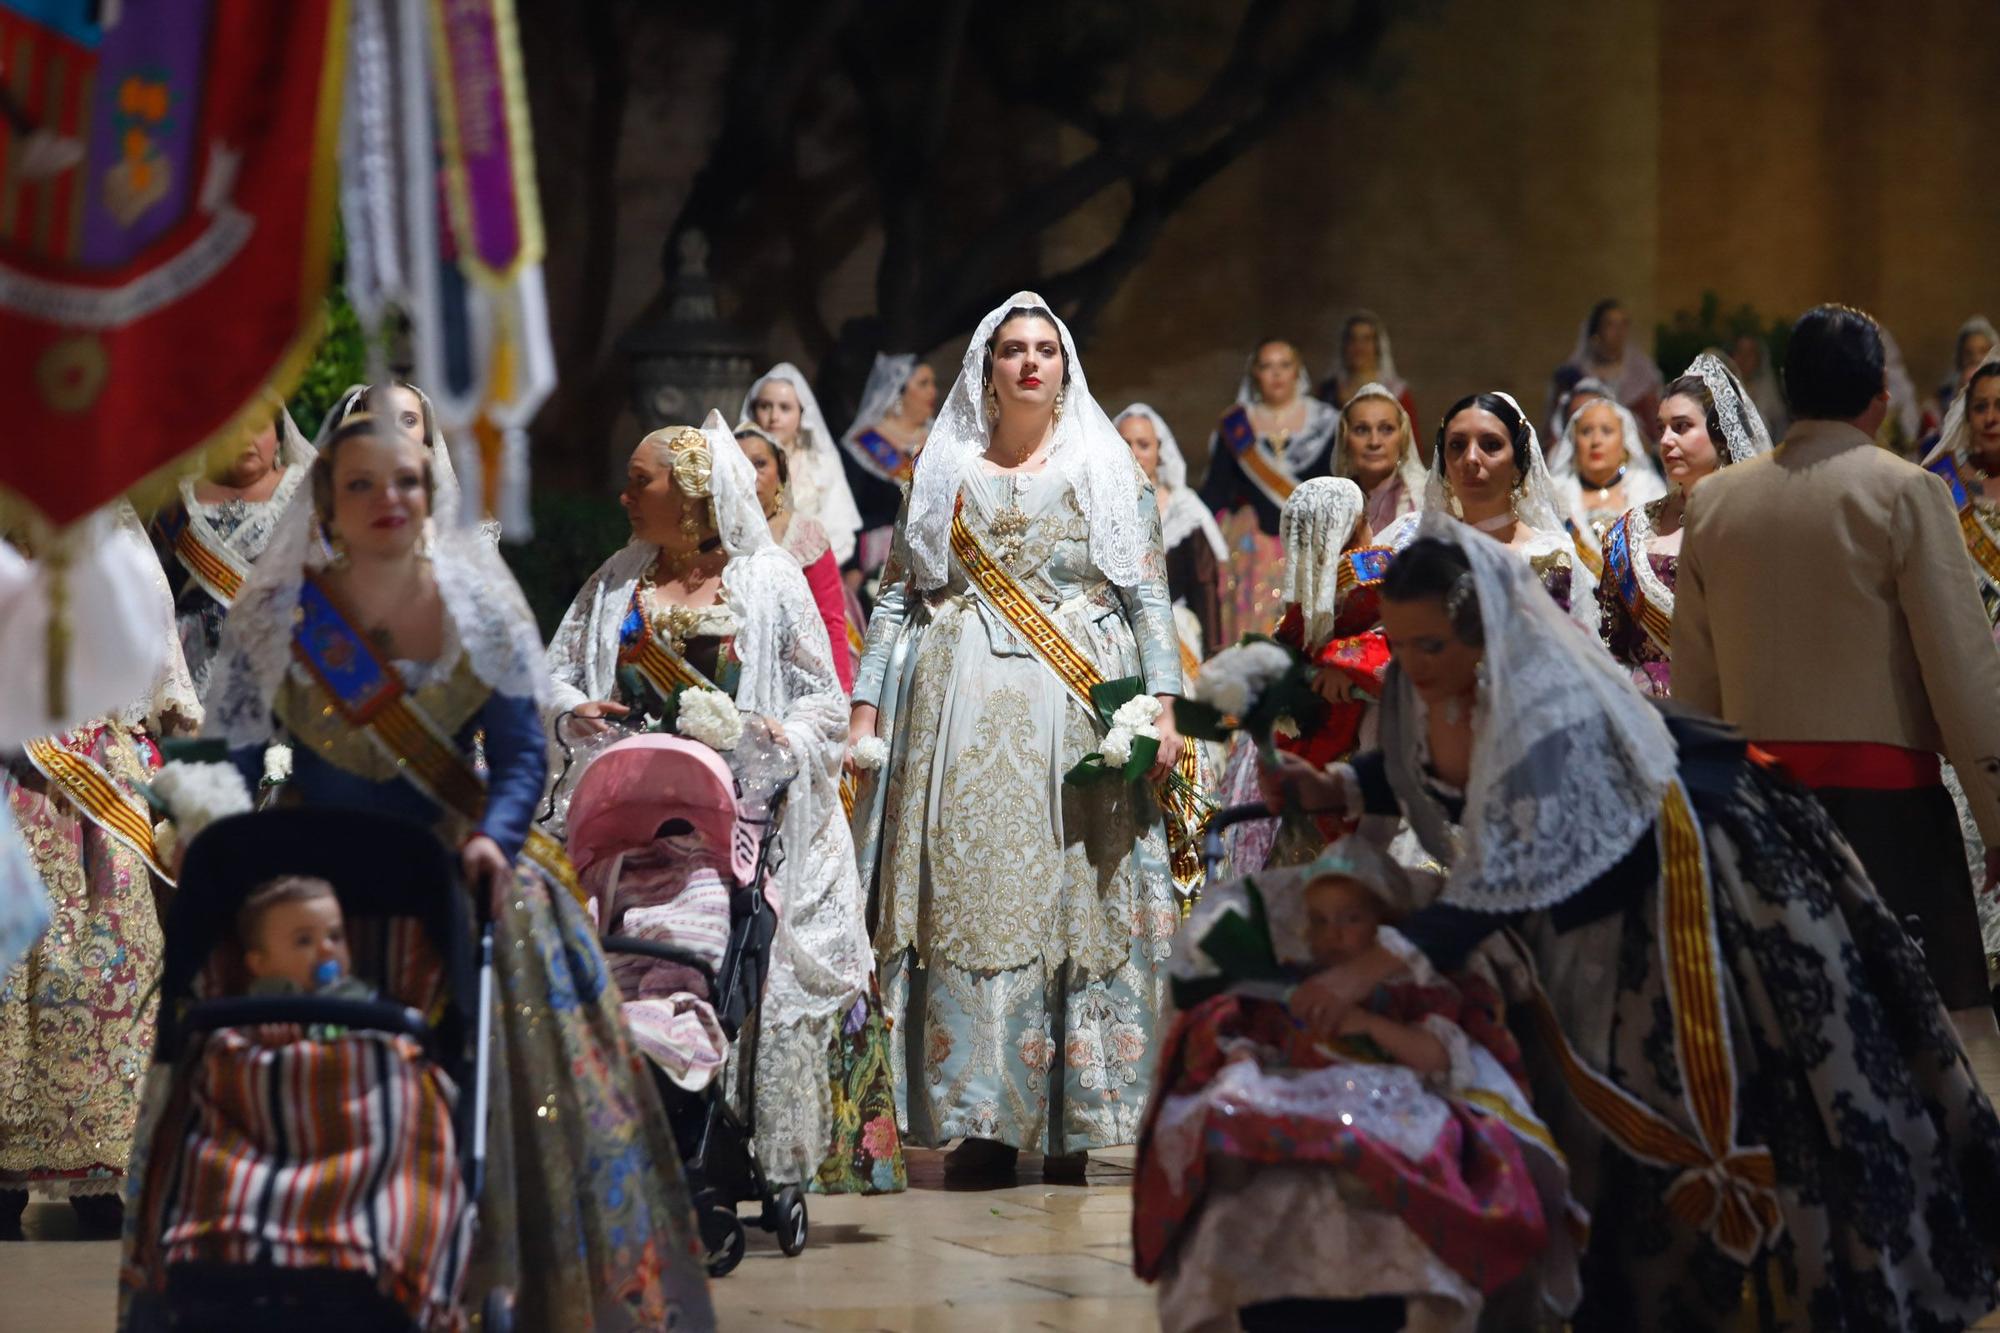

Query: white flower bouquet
left=1064, top=678, right=1164, bottom=787
left=674, top=687, right=744, bottom=752
left=1176, top=636, right=1326, bottom=757
left=851, top=735, right=890, bottom=771
left=146, top=756, right=255, bottom=867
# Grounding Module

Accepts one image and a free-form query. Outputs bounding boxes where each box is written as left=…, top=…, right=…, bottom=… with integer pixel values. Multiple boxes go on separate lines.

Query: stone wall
left=525, top=0, right=2000, bottom=482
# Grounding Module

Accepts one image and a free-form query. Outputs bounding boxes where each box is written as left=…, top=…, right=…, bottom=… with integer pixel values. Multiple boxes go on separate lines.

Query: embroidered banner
left=427, top=0, right=541, bottom=286
left=0, top=1, right=345, bottom=526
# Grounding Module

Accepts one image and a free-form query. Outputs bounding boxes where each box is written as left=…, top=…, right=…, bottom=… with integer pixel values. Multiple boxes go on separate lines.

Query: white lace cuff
left=1418, top=1013, right=1479, bottom=1095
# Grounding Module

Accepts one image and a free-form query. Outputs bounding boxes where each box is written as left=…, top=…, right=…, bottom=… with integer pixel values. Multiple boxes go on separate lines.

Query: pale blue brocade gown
left=853, top=464, right=1183, bottom=1154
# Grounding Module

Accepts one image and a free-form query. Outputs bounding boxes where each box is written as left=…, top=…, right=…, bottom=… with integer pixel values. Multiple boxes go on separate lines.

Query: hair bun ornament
left=662, top=425, right=713, bottom=498
left=1445, top=569, right=1477, bottom=621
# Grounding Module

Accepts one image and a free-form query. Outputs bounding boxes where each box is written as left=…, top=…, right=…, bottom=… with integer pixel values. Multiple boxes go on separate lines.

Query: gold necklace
left=640, top=557, right=718, bottom=655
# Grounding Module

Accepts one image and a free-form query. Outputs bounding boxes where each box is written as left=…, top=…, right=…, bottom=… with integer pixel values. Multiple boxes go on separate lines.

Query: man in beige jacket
left=1676, top=304, right=2000, bottom=1025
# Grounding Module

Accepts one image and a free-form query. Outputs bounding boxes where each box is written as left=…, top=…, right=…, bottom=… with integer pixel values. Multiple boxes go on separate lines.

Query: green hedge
left=501, top=490, right=631, bottom=637
left=1654, top=291, right=1791, bottom=384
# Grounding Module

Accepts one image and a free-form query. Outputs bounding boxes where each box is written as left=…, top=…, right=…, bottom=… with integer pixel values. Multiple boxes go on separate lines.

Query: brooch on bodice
left=988, top=475, right=1033, bottom=563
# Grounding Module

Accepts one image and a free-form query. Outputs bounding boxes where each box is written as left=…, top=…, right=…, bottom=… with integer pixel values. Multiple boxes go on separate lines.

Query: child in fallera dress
left=1135, top=839, right=1581, bottom=1333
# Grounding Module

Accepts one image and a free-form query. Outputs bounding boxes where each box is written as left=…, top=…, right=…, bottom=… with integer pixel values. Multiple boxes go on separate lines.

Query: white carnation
left=1194, top=641, right=1294, bottom=718
left=151, top=760, right=254, bottom=844
left=261, top=743, right=293, bottom=786
left=1110, top=694, right=1162, bottom=732
left=852, top=736, right=890, bottom=771
left=1101, top=726, right=1135, bottom=767
left=676, top=688, right=744, bottom=751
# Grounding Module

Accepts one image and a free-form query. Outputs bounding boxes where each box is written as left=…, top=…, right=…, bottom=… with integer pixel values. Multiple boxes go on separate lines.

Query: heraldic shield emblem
left=0, top=0, right=344, bottom=528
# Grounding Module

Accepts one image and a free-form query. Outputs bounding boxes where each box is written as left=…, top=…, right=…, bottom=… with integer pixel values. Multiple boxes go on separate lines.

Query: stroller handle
left=1207, top=802, right=1277, bottom=835
left=182, top=995, right=432, bottom=1041
left=599, top=934, right=719, bottom=992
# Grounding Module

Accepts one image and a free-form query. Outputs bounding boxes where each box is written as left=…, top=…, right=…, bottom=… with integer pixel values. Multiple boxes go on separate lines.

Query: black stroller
left=123, top=808, right=510, bottom=1333
left=560, top=725, right=803, bottom=1277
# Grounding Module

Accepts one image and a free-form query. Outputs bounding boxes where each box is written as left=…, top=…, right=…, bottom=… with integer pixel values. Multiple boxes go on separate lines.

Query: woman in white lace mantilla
left=1595, top=354, right=1771, bottom=696
left=848, top=293, right=1187, bottom=1178
left=1378, top=391, right=1593, bottom=631
left=1115, top=403, right=1225, bottom=661
left=543, top=413, right=868, bottom=1189
left=841, top=353, right=939, bottom=578
left=1262, top=519, right=2000, bottom=1330
left=1198, top=339, right=1340, bottom=647
left=184, top=407, right=714, bottom=1330
left=1545, top=392, right=1665, bottom=558
left=742, top=364, right=865, bottom=568
left=1, top=504, right=195, bottom=1239
left=1331, top=381, right=1427, bottom=537
left=147, top=400, right=316, bottom=701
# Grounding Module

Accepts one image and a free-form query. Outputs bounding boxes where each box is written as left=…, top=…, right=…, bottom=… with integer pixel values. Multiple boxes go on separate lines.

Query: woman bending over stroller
left=156, top=406, right=715, bottom=1332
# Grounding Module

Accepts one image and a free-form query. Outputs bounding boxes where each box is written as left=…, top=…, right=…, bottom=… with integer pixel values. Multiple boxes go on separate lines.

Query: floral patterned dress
left=854, top=465, right=1184, bottom=1154
left=0, top=720, right=162, bottom=1202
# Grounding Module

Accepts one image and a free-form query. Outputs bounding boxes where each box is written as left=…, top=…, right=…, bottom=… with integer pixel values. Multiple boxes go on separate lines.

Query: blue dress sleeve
left=228, top=745, right=263, bottom=799
left=475, top=691, right=548, bottom=863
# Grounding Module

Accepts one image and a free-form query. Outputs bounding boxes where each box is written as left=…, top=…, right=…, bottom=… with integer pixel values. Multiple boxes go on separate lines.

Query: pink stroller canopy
left=566, top=736, right=755, bottom=886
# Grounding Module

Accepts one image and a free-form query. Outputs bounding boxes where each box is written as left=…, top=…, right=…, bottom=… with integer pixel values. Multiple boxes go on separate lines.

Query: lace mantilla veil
left=317, top=382, right=469, bottom=523
left=1232, top=349, right=1338, bottom=475
left=1115, top=402, right=1227, bottom=562
left=1406, top=391, right=1567, bottom=537
left=1545, top=394, right=1664, bottom=484
left=840, top=352, right=925, bottom=484
left=1926, top=350, right=2000, bottom=475
left=1330, top=381, right=1428, bottom=502
left=905, top=291, right=1145, bottom=590
left=1380, top=513, right=1678, bottom=914
left=740, top=363, right=864, bottom=563
left=1280, top=477, right=1365, bottom=648
left=202, top=407, right=550, bottom=748
left=1682, top=352, right=1773, bottom=467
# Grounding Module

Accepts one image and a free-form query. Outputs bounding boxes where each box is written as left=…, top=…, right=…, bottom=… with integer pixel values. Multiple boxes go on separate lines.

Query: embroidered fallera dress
left=853, top=464, right=1184, bottom=1154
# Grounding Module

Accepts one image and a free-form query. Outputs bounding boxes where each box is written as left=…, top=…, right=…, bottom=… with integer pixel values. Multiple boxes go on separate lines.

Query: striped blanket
left=149, top=1029, right=471, bottom=1331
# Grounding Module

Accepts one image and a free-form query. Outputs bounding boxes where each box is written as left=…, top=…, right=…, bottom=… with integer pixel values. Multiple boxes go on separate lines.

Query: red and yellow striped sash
left=1957, top=504, right=2000, bottom=590
left=1513, top=782, right=1778, bottom=1263
left=24, top=736, right=174, bottom=882
left=171, top=522, right=247, bottom=605
left=948, top=498, right=1208, bottom=886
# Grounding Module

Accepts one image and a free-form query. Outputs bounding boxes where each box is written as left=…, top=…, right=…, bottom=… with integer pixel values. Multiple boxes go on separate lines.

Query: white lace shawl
left=175, top=409, right=318, bottom=574
left=318, top=383, right=469, bottom=526
left=1549, top=397, right=1668, bottom=529
left=1279, top=477, right=1365, bottom=649
left=1330, top=381, right=1428, bottom=513
left=1115, top=403, right=1227, bottom=561
left=541, top=538, right=869, bottom=1034
left=1233, top=355, right=1339, bottom=475
left=1679, top=352, right=1774, bottom=466
left=1380, top=514, right=1677, bottom=915
left=200, top=428, right=549, bottom=748
left=740, top=364, right=863, bottom=565
left=839, top=352, right=930, bottom=485
left=1925, top=349, right=2000, bottom=479
left=905, top=291, right=1144, bottom=589
left=115, top=503, right=200, bottom=732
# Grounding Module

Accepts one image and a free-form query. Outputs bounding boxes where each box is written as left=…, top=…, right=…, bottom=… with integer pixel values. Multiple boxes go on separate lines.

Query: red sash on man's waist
left=1755, top=740, right=1941, bottom=791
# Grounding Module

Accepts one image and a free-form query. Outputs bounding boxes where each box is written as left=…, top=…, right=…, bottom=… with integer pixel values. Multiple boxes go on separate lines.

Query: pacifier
left=312, top=958, right=343, bottom=990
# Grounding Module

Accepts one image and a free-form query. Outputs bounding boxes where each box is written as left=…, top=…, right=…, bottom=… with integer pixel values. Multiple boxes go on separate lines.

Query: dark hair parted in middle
left=981, top=305, right=1073, bottom=393
left=1783, top=304, right=1885, bottom=421
left=1381, top=536, right=1483, bottom=647
left=1435, top=391, right=1533, bottom=488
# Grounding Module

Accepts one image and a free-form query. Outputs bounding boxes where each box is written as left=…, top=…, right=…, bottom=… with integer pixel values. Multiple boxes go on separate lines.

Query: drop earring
left=1052, top=385, right=1066, bottom=424
left=983, top=384, right=999, bottom=427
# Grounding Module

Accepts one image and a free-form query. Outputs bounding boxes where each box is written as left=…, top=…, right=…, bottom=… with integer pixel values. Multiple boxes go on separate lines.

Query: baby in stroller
left=122, top=809, right=501, bottom=1333
left=1134, top=835, right=1581, bottom=1333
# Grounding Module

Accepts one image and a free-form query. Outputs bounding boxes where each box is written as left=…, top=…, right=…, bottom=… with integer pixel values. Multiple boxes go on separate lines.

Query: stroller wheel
left=702, top=1204, right=748, bottom=1277
left=772, top=1184, right=809, bottom=1257
left=482, top=1287, right=516, bottom=1332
